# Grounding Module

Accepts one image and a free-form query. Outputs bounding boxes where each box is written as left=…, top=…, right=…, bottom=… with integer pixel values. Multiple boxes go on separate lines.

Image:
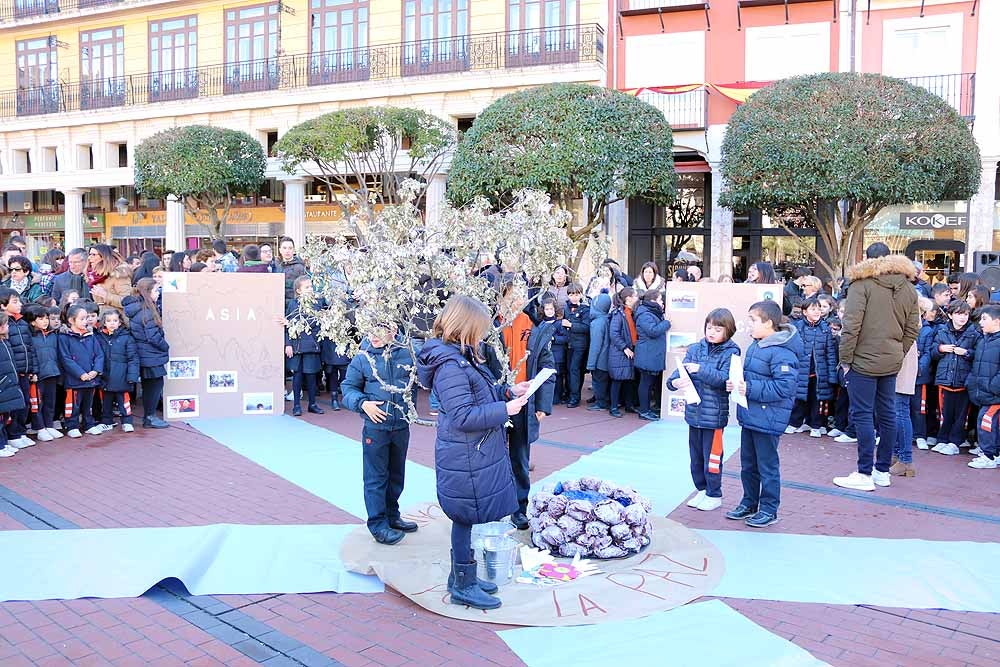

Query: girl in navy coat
left=667, top=308, right=739, bottom=512
left=634, top=290, right=671, bottom=420
left=96, top=310, right=139, bottom=433
left=321, top=332, right=352, bottom=411
left=564, top=283, right=590, bottom=407
left=122, top=278, right=169, bottom=429
left=931, top=300, right=980, bottom=455
left=57, top=304, right=105, bottom=438
left=913, top=301, right=939, bottom=449
left=0, top=288, right=36, bottom=448
left=541, top=299, right=569, bottom=404
left=608, top=287, right=639, bottom=418
left=0, top=314, right=26, bottom=457
left=585, top=293, right=611, bottom=410
left=417, top=295, right=531, bottom=611
left=788, top=297, right=838, bottom=437
left=285, top=276, right=324, bottom=417
left=24, top=305, right=61, bottom=442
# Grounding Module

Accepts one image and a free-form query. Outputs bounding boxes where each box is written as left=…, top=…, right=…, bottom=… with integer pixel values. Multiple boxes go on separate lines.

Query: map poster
left=660, top=283, right=783, bottom=424
left=162, top=272, right=286, bottom=420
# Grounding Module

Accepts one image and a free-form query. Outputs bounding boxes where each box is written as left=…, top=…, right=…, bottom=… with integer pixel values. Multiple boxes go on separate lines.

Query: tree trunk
left=565, top=198, right=606, bottom=275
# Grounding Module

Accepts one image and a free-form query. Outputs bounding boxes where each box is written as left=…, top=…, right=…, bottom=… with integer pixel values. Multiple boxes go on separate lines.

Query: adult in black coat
left=50, top=249, right=91, bottom=304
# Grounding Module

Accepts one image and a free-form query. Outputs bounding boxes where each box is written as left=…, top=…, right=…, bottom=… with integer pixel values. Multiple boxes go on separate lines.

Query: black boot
left=292, top=404, right=302, bottom=417
left=446, top=549, right=498, bottom=594
left=331, top=392, right=342, bottom=411
left=448, top=560, right=500, bottom=610
left=307, top=403, right=325, bottom=414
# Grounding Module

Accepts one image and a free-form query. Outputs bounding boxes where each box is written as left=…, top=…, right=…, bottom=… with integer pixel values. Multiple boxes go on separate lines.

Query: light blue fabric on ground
left=189, top=416, right=439, bottom=521
left=0, top=523, right=382, bottom=602
left=700, top=529, right=1000, bottom=612
left=497, top=599, right=829, bottom=667
left=533, top=420, right=742, bottom=513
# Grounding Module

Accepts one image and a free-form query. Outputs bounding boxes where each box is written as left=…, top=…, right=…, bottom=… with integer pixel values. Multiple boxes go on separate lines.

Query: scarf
left=624, top=306, right=638, bottom=345
left=86, top=268, right=108, bottom=288
left=8, top=277, right=29, bottom=295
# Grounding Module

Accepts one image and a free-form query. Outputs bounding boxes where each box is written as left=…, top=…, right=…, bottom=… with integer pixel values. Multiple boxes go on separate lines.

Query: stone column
left=708, top=162, right=734, bottom=279
left=424, top=173, right=447, bottom=224
left=967, top=158, right=998, bottom=267
left=968, top=0, right=999, bottom=268
left=165, top=195, right=186, bottom=252
left=281, top=177, right=308, bottom=245
left=61, top=188, right=86, bottom=251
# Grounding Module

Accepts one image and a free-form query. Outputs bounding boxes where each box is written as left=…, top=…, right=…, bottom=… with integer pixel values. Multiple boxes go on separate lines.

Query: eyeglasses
left=8, top=267, right=25, bottom=273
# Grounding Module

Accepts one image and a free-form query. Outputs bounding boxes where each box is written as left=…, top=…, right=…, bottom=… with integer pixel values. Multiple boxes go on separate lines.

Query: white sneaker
left=969, top=447, right=983, bottom=456
left=686, top=490, right=706, bottom=508
left=833, top=471, right=875, bottom=491
left=968, top=455, right=998, bottom=469
left=915, top=438, right=928, bottom=450
left=809, top=428, right=823, bottom=438
left=85, top=426, right=104, bottom=436
left=819, top=427, right=828, bottom=435
left=47, top=428, right=63, bottom=439
left=960, top=441, right=972, bottom=449
left=937, top=443, right=960, bottom=456
left=931, top=442, right=947, bottom=453
left=52, top=420, right=62, bottom=430
left=26, top=428, right=37, bottom=435
left=926, top=437, right=937, bottom=446
left=834, top=434, right=858, bottom=443
left=67, top=429, right=82, bottom=438
left=36, top=429, right=53, bottom=442
left=122, top=424, right=134, bottom=433
left=796, top=424, right=811, bottom=433
left=285, top=391, right=294, bottom=401
left=100, top=424, right=114, bottom=432
left=828, top=429, right=844, bottom=438
left=11, top=436, right=35, bottom=449
left=696, top=495, right=722, bottom=511
left=0, top=446, right=15, bottom=457
left=872, top=470, right=891, bottom=487
left=784, top=426, right=796, bottom=435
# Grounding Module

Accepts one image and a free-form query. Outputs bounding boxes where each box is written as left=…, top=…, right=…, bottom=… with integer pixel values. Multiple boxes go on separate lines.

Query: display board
left=660, top=283, right=783, bottom=423
left=161, top=272, right=286, bottom=420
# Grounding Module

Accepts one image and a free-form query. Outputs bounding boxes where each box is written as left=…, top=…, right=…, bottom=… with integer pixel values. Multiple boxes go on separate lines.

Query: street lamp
left=115, top=197, right=129, bottom=216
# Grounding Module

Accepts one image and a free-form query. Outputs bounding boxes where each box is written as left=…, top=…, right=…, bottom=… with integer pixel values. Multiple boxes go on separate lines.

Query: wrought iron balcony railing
left=0, top=24, right=604, bottom=120
left=902, top=73, right=975, bottom=120
left=637, top=88, right=708, bottom=130
left=1, top=0, right=118, bottom=21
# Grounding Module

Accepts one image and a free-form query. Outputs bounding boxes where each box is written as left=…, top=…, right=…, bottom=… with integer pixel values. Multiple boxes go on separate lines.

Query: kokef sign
left=899, top=212, right=968, bottom=230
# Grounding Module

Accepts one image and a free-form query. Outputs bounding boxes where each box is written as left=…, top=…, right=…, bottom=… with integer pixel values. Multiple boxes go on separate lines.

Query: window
left=745, top=22, right=830, bottom=81
left=225, top=3, right=280, bottom=94
left=402, top=0, right=469, bottom=75
left=15, top=37, right=59, bottom=116
left=882, top=14, right=962, bottom=78
left=149, top=16, right=199, bottom=102
left=76, top=145, right=93, bottom=170
left=309, top=0, right=370, bottom=83
left=506, top=0, right=580, bottom=66
left=117, top=143, right=128, bottom=168
left=265, top=130, right=279, bottom=156
left=80, top=26, right=126, bottom=110
left=40, top=147, right=57, bottom=172
left=12, top=150, right=31, bottom=175
left=13, top=0, right=57, bottom=20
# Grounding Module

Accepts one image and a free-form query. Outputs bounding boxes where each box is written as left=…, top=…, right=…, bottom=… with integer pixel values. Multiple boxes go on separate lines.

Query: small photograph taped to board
left=667, top=396, right=687, bottom=417
left=243, top=392, right=274, bottom=415
left=207, top=371, right=238, bottom=393
left=167, top=357, right=199, bottom=380
left=668, top=291, right=698, bottom=311
left=166, top=395, right=199, bottom=419
left=668, top=332, right=698, bottom=351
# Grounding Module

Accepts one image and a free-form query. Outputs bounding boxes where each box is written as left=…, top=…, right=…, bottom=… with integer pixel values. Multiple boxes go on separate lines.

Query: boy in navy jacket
left=0, top=288, right=36, bottom=449
left=967, top=304, right=1000, bottom=469
left=341, top=324, right=417, bottom=545
left=0, top=314, right=25, bottom=457
left=931, top=301, right=980, bottom=455
left=541, top=298, right=569, bottom=404
left=23, top=305, right=61, bottom=442
left=585, top=293, right=611, bottom=411
left=727, top=300, right=800, bottom=528
left=96, top=310, right=139, bottom=433
left=57, top=304, right=105, bottom=438
left=564, top=283, right=590, bottom=407
left=788, top=297, right=838, bottom=438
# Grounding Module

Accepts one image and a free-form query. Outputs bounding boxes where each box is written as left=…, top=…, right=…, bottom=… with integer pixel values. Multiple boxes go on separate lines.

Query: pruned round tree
left=275, top=106, right=456, bottom=240
left=134, top=125, right=266, bottom=241
left=447, top=83, right=677, bottom=273
left=719, top=72, right=981, bottom=278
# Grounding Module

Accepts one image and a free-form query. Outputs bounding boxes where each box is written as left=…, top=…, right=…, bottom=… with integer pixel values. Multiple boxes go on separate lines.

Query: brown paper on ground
left=340, top=503, right=724, bottom=627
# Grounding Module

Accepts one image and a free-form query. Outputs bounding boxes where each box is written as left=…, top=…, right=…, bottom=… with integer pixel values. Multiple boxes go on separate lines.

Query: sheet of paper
left=524, top=367, right=557, bottom=399
left=677, top=361, right=701, bottom=405
left=729, top=353, right=748, bottom=408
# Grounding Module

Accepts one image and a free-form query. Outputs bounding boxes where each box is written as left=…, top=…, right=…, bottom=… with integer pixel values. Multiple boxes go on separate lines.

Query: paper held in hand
left=729, top=353, right=748, bottom=408
left=523, top=367, right=556, bottom=399
left=676, top=361, right=701, bottom=405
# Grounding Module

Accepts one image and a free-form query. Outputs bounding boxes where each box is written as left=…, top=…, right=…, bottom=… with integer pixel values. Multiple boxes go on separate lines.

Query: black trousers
left=141, top=376, right=164, bottom=420
left=30, top=378, right=57, bottom=430
left=102, top=390, right=134, bottom=426
left=567, top=347, right=587, bottom=403
left=508, top=409, right=531, bottom=515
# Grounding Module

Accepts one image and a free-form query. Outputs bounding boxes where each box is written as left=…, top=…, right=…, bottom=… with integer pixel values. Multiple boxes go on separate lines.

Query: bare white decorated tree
left=286, top=180, right=573, bottom=423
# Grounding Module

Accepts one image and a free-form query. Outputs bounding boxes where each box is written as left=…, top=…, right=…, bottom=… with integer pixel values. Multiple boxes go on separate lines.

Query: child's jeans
left=292, top=371, right=318, bottom=408
left=924, top=383, right=939, bottom=440
left=30, top=378, right=57, bottom=430
left=326, top=364, right=348, bottom=395
left=568, top=347, right=587, bottom=403
left=590, top=369, right=609, bottom=408
left=739, top=428, right=781, bottom=515
left=939, top=388, right=970, bottom=446
left=976, top=405, right=1000, bottom=460
left=362, top=425, right=410, bottom=534
left=64, top=388, right=96, bottom=431
left=637, top=371, right=661, bottom=414
left=834, top=385, right=854, bottom=436
left=7, top=374, right=30, bottom=438
left=101, top=390, right=134, bottom=426
left=790, top=376, right=823, bottom=429
left=911, top=386, right=926, bottom=440
left=689, top=427, right=724, bottom=498
left=893, top=393, right=914, bottom=464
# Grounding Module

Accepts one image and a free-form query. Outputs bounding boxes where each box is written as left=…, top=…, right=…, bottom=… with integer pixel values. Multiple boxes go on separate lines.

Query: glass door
left=309, top=0, right=369, bottom=84
left=80, top=26, right=126, bottom=110
left=225, top=3, right=280, bottom=94
left=16, top=37, right=60, bottom=116
left=506, top=0, right=579, bottom=67
left=402, top=0, right=470, bottom=76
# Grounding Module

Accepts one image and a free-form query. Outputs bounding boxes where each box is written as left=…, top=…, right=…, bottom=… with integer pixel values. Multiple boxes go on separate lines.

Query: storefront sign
left=899, top=212, right=968, bottom=231
left=22, top=213, right=105, bottom=232
left=106, top=204, right=370, bottom=228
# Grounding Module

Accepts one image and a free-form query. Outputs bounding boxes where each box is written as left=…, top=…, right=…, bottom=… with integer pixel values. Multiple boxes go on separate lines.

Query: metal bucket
left=472, top=520, right=513, bottom=544
left=475, top=535, right=519, bottom=587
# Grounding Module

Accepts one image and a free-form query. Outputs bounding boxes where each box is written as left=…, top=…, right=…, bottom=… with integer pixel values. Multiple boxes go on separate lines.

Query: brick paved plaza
left=0, top=394, right=997, bottom=667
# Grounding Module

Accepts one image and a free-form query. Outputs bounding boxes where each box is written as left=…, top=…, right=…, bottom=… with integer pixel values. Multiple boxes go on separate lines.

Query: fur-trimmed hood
left=846, top=255, right=917, bottom=283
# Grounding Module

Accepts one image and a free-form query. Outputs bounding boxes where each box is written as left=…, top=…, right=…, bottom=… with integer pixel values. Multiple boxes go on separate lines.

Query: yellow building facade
left=0, top=0, right=607, bottom=256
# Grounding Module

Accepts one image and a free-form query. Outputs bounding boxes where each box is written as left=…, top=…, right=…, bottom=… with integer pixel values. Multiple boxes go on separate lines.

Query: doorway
left=905, top=239, right=964, bottom=287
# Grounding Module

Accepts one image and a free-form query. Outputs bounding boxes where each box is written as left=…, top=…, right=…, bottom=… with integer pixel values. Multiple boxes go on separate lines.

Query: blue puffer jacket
left=285, top=298, right=322, bottom=354
left=546, top=316, right=569, bottom=365
left=792, top=318, right=838, bottom=400
left=666, top=338, right=740, bottom=429
left=967, top=331, right=1000, bottom=406
left=417, top=339, right=518, bottom=525
left=31, top=329, right=60, bottom=380
left=586, top=294, right=611, bottom=372
left=916, top=321, right=937, bottom=386
left=321, top=338, right=352, bottom=367
left=737, top=324, right=802, bottom=435
left=57, top=330, right=105, bottom=389
left=608, top=307, right=636, bottom=381
left=96, top=328, right=140, bottom=392
left=484, top=320, right=556, bottom=446
left=933, top=324, right=980, bottom=388
left=342, top=338, right=416, bottom=431
left=566, top=302, right=590, bottom=350
left=634, top=301, right=671, bottom=373
left=122, top=296, right=169, bottom=369
left=0, top=341, right=25, bottom=414
left=7, top=315, right=35, bottom=375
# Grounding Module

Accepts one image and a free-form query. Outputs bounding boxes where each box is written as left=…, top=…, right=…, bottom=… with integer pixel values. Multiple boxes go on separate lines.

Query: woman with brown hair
left=417, top=294, right=532, bottom=611
left=87, top=243, right=133, bottom=316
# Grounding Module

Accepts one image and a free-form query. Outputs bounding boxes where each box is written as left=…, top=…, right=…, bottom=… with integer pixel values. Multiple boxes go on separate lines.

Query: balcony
left=0, top=24, right=604, bottom=121
left=637, top=88, right=708, bottom=130
left=902, top=73, right=975, bottom=120
left=1, top=0, right=118, bottom=21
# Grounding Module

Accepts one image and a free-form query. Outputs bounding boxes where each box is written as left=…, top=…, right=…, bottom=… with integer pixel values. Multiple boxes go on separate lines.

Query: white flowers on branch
left=291, top=180, right=574, bottom=423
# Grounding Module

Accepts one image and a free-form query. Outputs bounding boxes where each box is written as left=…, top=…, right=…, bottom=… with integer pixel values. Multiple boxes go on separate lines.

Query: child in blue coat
left=24, top=305, right=61, bottom=442
left=564, top=283, right=590, bottom=407
left=96, top=310, right=140, bottom=433
left=122, top=278, right=169, bottom=429
left=341, top=324, right=417, bottom=545
left=913, top=300, right=939, bottom=449
left=541, top=298, right=570, bottom=405
left=931, top=300, right=980, bottom=455
left=667, top=308, right=739, bottom=512
left=634, top=290, right=671, bottom=420
left=727, top=300, right=800, bottom=528
left=285, top=276, right=324, bottom=417
left=0, top=288, right=35, bottom=449
left=788, top=297, right=838, bottom=438
left=0, top=314, right=25, bottom=457
left=57, top=304, right=105, bottom=438
left=586, top=293, right=612, bottom=411
left=608, top=288, right=639, bottom=418
left=967, top=304, right=1000, bottom=469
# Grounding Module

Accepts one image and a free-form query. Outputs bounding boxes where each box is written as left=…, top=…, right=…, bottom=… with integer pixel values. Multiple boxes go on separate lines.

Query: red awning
left=675, top=161, right=711, bottom=173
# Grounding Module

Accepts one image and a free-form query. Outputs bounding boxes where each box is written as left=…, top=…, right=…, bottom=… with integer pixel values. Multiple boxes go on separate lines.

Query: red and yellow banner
left=622, top=81, right=773, bottom=105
